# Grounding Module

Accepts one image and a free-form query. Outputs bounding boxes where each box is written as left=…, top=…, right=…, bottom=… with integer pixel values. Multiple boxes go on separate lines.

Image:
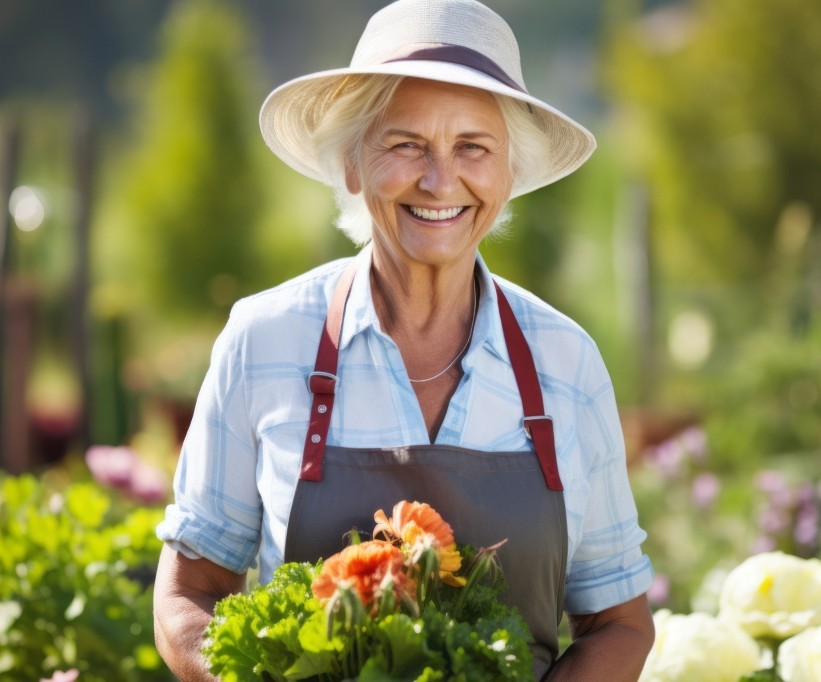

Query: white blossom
left=638, top=610, right=761, bottom=682
left=718, top=552, right=821, bottom=639
left=779, top=626, right=821, bottom=682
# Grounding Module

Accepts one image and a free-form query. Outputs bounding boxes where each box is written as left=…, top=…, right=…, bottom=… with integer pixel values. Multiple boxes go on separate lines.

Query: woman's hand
left=546, top=593, right=655, bottom=682
left=154, top=544, right=247, bottom=682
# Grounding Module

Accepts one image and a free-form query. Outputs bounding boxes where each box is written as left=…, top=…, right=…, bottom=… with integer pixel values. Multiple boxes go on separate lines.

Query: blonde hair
left=312, top=75, right=548, bottom=245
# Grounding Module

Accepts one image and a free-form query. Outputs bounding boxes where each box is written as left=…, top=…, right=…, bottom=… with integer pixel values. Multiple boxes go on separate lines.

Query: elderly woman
left=154, top=0, right=655, bottom=680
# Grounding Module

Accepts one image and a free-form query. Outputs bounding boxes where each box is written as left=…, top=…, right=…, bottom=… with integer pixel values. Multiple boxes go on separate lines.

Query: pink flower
left=85, top=445, right=170, bottom=505
left=691, top=472, right=720, bottom=510
left=755, top=470, right=793, bottom=508
left=649, top=440, right=687, bottom=478
left=794, top=486, right=819, bottom=546
left=647, top=574, right=670, bottom=606
left=40, top=670, right=79, bottom=682
left=751, top=536, right=777, bottom=554
left=129, top=460, right=170, bottom=505
left=680, top=427, right=708, bottom=461
left=86, top=446, right=138, bottom=489
left=757, top=507, right=790, bottom=534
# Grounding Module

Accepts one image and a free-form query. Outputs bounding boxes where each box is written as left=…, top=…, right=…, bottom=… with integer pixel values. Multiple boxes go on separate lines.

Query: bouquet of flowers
left=202, top=501, right=534, bottom=681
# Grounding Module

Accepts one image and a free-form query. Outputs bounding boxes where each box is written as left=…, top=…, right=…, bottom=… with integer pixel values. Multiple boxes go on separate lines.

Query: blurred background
left=0, top=0, right=819, bottom=679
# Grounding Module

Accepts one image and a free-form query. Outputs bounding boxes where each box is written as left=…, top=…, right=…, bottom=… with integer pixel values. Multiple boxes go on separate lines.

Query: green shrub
left=0, top=474, right=173, bottom=681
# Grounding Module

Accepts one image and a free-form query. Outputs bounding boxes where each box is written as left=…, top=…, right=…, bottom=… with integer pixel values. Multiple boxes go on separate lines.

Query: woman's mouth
left=406, top=205, right=466, bottom=221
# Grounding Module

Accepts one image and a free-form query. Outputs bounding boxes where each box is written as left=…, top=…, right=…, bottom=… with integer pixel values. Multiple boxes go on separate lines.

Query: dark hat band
left=380, top=44, right=527, bottom=94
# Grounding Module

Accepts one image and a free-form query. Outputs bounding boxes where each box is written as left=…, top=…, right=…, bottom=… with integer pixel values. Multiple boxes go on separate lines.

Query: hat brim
left=259, top=60, right=596, bottom=198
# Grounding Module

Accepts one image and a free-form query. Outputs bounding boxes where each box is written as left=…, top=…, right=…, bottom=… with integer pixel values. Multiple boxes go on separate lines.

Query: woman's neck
left=369, top=248, right=478, bottom=336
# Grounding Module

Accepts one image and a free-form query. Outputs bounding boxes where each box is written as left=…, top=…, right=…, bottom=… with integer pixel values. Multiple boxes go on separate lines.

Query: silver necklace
left=409, top=278, right=478, bottom=384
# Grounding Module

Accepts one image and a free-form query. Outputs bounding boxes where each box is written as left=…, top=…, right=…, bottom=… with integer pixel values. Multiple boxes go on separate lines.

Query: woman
left=154, top=0, right=655, bottom=680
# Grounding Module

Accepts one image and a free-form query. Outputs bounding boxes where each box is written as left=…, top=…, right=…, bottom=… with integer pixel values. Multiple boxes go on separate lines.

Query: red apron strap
left=494, top=281, right=564, bottom=491
left=300, top=264, right=563, bottom=491
left=299, top=262, right=358, bottom=481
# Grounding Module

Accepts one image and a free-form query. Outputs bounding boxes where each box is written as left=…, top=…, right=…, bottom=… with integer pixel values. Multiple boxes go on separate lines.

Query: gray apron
left=284, top=264, right=567, bottom=678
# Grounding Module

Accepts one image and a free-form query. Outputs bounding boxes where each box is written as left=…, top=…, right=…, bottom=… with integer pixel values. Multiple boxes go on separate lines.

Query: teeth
left=409, top=206, right=465, bottom=221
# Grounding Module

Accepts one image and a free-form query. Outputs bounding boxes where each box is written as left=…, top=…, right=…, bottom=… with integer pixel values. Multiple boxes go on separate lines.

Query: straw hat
left=259, top=0, right=596, bottom=197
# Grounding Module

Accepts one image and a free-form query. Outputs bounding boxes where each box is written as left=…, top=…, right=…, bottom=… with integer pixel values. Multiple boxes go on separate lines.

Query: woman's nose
left=418, top=154, right=459, bottom=196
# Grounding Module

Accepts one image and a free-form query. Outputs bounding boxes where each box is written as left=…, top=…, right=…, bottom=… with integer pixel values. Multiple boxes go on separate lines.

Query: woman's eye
left=460, top=143, right=486, bottom=153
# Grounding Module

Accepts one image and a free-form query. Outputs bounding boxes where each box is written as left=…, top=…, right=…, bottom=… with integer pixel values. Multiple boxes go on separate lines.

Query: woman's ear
left=345, top=159, right=361, bottom=194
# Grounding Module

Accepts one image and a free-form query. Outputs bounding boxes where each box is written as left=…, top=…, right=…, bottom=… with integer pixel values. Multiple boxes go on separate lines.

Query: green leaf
left=444, top=616, right=533, bottom=681
left=414, top=667, right=446, bottom=682
left=205, top=594, right=268, bottom=680
left=0, top=601, right=22, bottom=633
left=204, top=563, right=325, bottom=681
left=739, top=670, right=779, bottom=682
left=377, top=614, right=433, bottom=677
left=65, top=483, right=110, bottom=528
left=64, top=592, right=87, bottom=621
left=296, top=610, right=344, bottom=655
left=283, top=650, right=338, bottom=680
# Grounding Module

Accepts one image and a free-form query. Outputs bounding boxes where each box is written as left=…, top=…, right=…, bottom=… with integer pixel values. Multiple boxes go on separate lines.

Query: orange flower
left=312, top=540, right=411, bottom=608
left=374, top=501, right=465, bottom=586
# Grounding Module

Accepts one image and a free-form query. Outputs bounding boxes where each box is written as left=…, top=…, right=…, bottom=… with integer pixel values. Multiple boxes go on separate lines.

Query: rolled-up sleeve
left=563, top=349, right=653, bottom=614
left=156, top=303, right=262, bottom=573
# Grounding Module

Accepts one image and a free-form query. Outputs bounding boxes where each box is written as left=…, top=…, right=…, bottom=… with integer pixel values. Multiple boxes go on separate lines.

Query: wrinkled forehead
left=373, top=77, right=508, bottom=139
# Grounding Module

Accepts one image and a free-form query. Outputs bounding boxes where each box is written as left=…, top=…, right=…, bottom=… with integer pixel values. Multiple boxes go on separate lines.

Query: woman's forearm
left=154, top=545, right=247, bottom=682
left=546, top=621, right=653, bottom=681
left=154, top=596, right=219, bottom=682
left=546, top=595, right=655, bottom=682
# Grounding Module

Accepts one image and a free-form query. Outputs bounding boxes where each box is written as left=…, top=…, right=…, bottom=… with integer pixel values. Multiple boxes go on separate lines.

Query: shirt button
left=311, top=434, right=321, bottom=444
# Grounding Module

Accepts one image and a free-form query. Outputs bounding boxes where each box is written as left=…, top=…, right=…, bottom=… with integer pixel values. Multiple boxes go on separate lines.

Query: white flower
left=779, top=626, right=821, bottom=682
left=718, top=551, right=821, bottom=639
left=638, top=610, right=761, bottom=682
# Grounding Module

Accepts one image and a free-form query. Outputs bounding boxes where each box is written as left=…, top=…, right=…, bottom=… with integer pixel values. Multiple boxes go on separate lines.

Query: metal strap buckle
left=523, top=415, right=552, bottom=440
left=308, top=371, right=338, bottom=395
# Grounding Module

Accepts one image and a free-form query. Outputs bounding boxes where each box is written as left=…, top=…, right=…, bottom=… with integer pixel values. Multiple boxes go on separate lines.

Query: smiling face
left=346, top=78, right=513, bottom=273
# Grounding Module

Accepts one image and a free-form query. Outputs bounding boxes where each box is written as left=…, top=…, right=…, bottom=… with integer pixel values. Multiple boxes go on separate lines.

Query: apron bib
left=284, top=263, right=567, bottom=676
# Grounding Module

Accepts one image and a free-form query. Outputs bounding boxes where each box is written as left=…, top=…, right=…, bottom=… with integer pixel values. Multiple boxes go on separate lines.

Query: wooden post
left=1, top=282, right=36, bottom=473
left=0, top=119, right=20, bottom=311
left=70, top=107, right=94, bottom=451
left=0, top=119, right=30, bottom=472
left=615, top=180, right=657, bottom=405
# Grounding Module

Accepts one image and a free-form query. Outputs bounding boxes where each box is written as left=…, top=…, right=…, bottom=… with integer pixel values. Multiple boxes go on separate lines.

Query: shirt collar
left=337, top=243, right=380, bottom=350
left=471, top=251, right=510, bottom=365
left=337, top=244, right=510, bottom=366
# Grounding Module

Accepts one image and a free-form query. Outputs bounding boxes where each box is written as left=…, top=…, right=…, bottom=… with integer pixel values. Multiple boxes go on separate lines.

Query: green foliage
left=0, top=474, right=172, bottom=681
left=703, top=326, right=821, bottom=468
left=91, top=0, right=348, bottom=416
left=602, top=0, right=821, bottom=311
left=205, top=562, right=321, bottom=681
left=100, top=0, right=266, bottom=321
left=740, top=672, right=780, bottom=682
left=482, top=153, right=644, bottom=400
left=204, top=555, right=534, bottom=682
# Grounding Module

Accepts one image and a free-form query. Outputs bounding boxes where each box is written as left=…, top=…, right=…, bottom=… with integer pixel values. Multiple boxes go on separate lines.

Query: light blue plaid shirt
left=157, top=245, right=653, bottom=614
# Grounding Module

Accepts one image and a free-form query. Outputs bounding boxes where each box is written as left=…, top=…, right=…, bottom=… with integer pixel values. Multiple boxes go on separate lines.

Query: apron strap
left=299, top=262, right=357, bottom=481
left=494, top=282, right=563, bottom=492
left=300, top=262, right=563, bottom=491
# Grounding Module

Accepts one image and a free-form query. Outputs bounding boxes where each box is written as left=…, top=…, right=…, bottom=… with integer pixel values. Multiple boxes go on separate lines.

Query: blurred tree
left=90, top=0, right=275, bottom=440
left=602, top=0, right=821, bottom=325
left=98, top=0, right=265, bottom=321
left=601, top=0, right=821, bottom=457
left=484, top=159, right=632, bottom=364
left=91, top=0, right=345, bottom=440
